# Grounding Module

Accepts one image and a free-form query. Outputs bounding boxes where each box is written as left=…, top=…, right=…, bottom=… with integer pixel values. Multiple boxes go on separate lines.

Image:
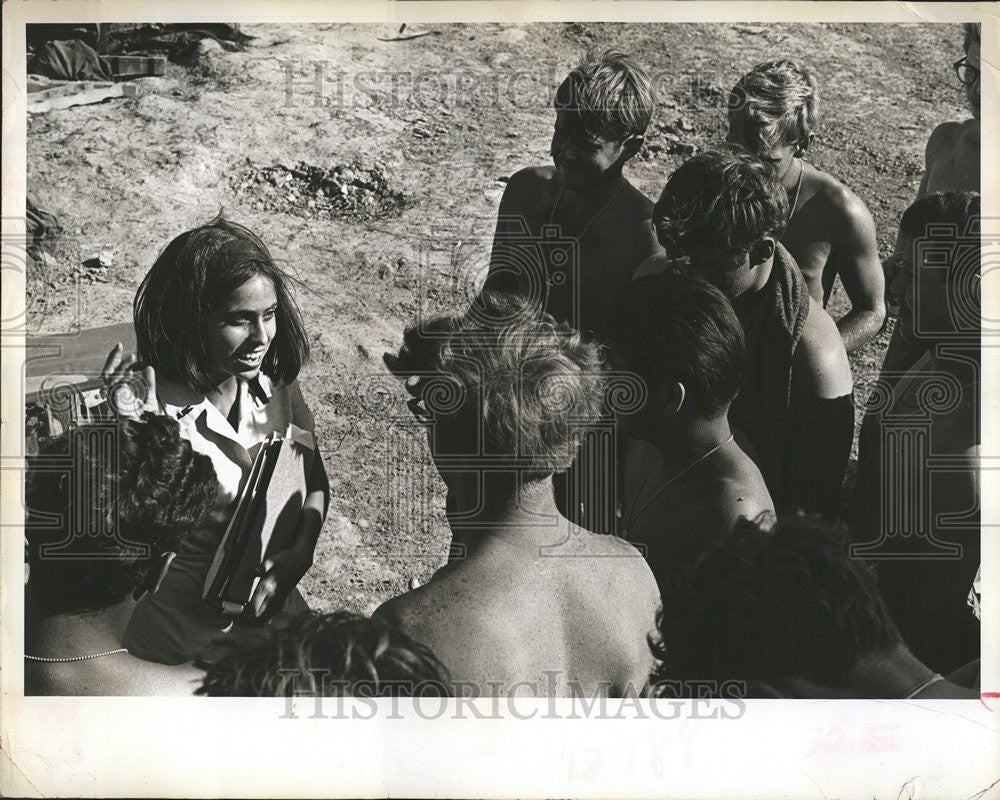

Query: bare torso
left=781, top=162, right=878, bottom=308
left=489, top=167, right=661, bottom=339
left=375, top=520, right=661, bottom=697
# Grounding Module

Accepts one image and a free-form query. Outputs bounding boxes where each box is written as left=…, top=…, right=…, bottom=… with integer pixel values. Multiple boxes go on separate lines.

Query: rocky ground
left=25, top=21, right=969, bottom=613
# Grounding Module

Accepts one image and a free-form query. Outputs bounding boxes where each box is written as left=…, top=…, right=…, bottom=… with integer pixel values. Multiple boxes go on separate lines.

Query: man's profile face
left=550, top=109, right=628, bottom=189
left=726, top=113, right=800, bottom=182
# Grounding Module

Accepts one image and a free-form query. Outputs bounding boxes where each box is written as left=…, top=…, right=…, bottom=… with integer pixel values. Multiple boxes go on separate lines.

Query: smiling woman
left=100, top=216, right=330, bottom=665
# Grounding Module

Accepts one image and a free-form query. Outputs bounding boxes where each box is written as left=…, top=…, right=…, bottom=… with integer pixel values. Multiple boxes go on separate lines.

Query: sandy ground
left=25, top=22, right=970, bottom=614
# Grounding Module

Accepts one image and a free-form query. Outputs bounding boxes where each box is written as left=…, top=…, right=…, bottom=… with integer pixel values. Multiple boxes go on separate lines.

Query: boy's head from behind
left=197, top=611, right=450, bottom=696
left=726, top=59, right=819, bottom=180
left=25, top=415, right=218, bottom=615
left=551, top=49, right=655, bottom=188
left=653, top=149, right=788, bottom=298
left=651, top=513, right=905, bottom=698
left=613, top=270, right=746, bottom=437
left=392, top=292, right=605, bottom=489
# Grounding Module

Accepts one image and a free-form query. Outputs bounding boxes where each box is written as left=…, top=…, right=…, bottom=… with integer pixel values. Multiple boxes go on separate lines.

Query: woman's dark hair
left=134, top=216, right=309, bottom=390
left=25, top=415, right=218, bottom=614
left=197, top=611, right=451, bottom=697
left=615, top=270, right=746, bottom=417
left=649, top=513, right=903, bottom=696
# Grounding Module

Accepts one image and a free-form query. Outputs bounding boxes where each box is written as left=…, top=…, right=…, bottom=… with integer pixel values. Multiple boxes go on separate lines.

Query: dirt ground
left=25, top=22, right=970, bottom=614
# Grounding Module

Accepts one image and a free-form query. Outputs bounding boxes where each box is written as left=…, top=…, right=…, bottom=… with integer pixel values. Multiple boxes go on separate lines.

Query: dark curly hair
left=134, top=215, right=309, bottom=391
left=390, top=292, right=606, bottom=481
left=653, top=149, right=788, bottom=259
left=25, top=415, right=218, bottom=614
left=554, top=48, right=655, bottom=141
left=649, top=513, right=903, bottom=695
left=197, top=611, right=451, bottom=697
left=614, top=270, right=746, bottom=418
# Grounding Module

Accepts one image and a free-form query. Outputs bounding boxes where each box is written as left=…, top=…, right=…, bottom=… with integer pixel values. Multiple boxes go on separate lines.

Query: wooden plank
left=25, top=322, right=136, bottom=401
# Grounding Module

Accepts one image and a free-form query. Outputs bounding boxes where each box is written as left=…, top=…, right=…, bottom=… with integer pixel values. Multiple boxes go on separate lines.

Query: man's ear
left=750, top=237, right=776, bottom=268
left=622, top=134, right=644, bottom=161
left=795, top=133, right=814, bottom=157
left=664, top=381, right=686, bottom=415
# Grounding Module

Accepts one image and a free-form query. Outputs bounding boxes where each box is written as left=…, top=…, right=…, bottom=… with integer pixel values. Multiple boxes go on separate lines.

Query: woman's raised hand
left=101, top=342, right=159, bottom=419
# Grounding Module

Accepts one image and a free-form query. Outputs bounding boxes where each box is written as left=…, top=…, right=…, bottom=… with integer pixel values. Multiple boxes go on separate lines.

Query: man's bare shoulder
left=926, top=119, right=974, bottom=152
left=497, top=167, right=557, bottom=221
left=505, top=166, right=557, bottom=195
left=564, top=527, right=660, bottom=606
left=703, top=467, right=773, bottom=529
left=809, top=168, right=876, bottom=231
left=620, top=179, right=655, bottom=217
left=376, top=559, right=491, bottom=622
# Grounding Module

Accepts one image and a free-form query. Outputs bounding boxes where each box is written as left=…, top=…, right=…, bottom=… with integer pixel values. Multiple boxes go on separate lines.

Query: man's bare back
left=488, top=166, right=661, bottom=339
left=376, top=520, right=661, bottom=697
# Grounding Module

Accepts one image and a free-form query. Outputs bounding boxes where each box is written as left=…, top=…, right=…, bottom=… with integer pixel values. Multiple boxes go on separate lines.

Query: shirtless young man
left=481, top=48, right=662, bottom=343
left=651, top=513, right=978, bottom=699
left=883, top=24, right=981, bottom=304
left=917, top=23, right=980, bottom=198
left=612, top=271, right=773, bottom=594
left=638, top=150, right=854, bottom=516
left=726, top=60, right=885, bottom=353
left=853, top=195, right=981, bottom=675
left=24, top=415, right=217, bottom=695
left=377, top=294, right=661, bottom=697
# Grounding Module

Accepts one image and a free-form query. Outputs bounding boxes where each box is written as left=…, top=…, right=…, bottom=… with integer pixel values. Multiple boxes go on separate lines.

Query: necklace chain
left=902, top=673, right=944, bottom=699
left=25, top=648, right=129, bottom=663
left=548, top=175, right=627, bottom=242
left=788, top=158, right=805, bottom=220
left=620, top=434, right=735, bottom=537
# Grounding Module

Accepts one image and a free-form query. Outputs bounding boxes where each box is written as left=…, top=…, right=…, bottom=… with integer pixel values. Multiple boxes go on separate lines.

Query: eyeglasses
left=954, top=56, right=980, bottom=86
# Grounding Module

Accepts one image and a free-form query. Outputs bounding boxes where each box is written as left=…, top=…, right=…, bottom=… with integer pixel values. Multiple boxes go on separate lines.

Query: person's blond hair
left=555, top=48, right=656, bottom=140
left=728, top=59, right=819, bottom=153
